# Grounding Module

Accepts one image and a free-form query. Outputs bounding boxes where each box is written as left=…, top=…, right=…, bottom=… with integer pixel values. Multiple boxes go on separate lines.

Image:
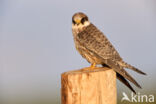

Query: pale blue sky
left=0, top=0, right=156, bottom=104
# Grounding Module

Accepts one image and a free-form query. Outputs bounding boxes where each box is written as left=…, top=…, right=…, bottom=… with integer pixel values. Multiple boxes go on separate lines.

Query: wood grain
left=61, top=67, right=116, bottom=104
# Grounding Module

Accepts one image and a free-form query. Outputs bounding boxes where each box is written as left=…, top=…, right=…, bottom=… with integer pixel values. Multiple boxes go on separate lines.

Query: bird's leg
left=90, top=63, right=96, bottom=69
left=83, top=63, right=97, bottom=71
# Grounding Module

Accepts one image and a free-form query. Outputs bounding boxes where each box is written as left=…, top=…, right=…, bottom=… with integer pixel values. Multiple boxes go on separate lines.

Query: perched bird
left=72, top=12, right=146, bottom=93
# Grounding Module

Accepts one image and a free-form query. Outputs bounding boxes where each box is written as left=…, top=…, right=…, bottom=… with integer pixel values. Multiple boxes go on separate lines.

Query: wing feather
left=77, top=24, right=121, bottom=61
left=76, top=24, right=141, bottom=88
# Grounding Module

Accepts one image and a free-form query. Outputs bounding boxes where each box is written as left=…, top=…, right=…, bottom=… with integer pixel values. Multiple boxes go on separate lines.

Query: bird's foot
left=82, top=63, right=97, bottom=71
left=90, top=63, right=96, bottom=70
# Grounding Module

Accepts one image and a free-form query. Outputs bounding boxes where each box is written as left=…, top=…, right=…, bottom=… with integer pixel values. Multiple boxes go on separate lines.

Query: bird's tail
left=117, top=73, right=136, bottom=94
left=119, top=61, right=146, bottom=75
left=102, top=64, right=136, bottom=94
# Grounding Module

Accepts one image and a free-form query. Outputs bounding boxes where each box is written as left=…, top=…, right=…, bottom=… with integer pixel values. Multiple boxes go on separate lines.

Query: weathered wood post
left=61, top=67, right=116, bottom=104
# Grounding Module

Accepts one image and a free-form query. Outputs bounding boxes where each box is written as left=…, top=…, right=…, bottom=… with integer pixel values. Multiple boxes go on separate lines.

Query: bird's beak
left=75, top=19, right=81, bottom=24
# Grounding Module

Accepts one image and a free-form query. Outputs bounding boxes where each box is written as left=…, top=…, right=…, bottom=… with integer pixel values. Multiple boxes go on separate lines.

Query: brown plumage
left=72, top=12, right=146, bottom=93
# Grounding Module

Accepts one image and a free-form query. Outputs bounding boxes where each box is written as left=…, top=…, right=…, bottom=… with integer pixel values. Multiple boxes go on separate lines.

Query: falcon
left=72, top=12, right=146, bottom=93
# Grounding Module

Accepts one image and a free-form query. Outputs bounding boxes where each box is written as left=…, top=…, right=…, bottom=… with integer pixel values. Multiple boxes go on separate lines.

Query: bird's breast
left=72, top=29, right=103, bottom=64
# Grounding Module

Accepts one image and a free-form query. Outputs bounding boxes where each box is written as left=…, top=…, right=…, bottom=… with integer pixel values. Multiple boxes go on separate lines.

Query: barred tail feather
left=106, top=59, right=142, bottom=88
left=121, top=61, right=146, bottom=75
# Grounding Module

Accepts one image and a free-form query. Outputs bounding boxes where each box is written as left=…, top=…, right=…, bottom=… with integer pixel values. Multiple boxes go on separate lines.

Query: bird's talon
left=90, top=63, right=96, bottom=70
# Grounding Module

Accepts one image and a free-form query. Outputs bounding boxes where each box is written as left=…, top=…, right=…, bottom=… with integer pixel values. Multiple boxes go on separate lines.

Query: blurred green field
left=1, top=89, right=155, bottom=104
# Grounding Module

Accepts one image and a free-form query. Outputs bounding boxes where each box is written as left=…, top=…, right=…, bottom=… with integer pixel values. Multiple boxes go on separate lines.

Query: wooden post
left=61, top=67, right=117, bottom=104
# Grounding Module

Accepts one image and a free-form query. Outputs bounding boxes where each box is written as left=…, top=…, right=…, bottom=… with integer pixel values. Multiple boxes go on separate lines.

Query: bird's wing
left=106, top=59, right=141, bottom=88
left=117, top=73, right=136, bottom=94
left=102, top=64, right=136, bottom=93
left=76, top=24, right=141, bottom=88
left=77, top=23, right=122, bottom=61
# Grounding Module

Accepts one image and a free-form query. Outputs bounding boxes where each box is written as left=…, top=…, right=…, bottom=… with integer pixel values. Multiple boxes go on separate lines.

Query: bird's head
left=72, top=12, right=90, bottom=27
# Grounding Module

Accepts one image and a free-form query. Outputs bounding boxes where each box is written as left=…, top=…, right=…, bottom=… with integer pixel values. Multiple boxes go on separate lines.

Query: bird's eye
left=81, top=18, right=85, bottom=24
left=81, top=17, right=88, bottom=24
left=72, top=19, right=76, bottom=24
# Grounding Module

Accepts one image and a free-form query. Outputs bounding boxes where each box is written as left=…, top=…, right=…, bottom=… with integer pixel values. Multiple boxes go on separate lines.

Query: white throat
left=72, top=21, right=90, bottom=34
